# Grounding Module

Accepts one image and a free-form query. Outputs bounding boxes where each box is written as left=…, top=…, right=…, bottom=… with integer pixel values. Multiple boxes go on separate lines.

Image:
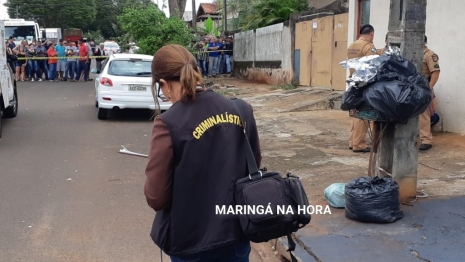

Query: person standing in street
left=65, top=39, right=78, bottom=82
left=346, top=24, right=380, bottom=153
left=94, top=43, right=106, bottom=73
left=145, top=44, right=261, bottom=261
left=34, top=41, right=48, bottom=81
left=207, top=37, right=221, bottom=77
left=75, top=38, right=89, bottom=82
left=8, top=36, right=16, bottom=74
left=419, top=35, right=440, bottom=151
left=55, top=39, right=67, bottom=81
left=84, top=39, right=93, bottom=81
left=225, top=36, right=234, bottom=74
left=47, top=42, right=58, bottom=81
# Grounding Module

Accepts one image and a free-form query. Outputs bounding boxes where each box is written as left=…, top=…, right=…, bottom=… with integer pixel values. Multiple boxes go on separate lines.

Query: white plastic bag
left=324, top=183, right=346, bottom=208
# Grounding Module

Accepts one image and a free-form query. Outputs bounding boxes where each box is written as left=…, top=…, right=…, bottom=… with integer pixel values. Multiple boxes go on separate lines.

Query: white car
left=94, top=54, right=172, bottom=120
left=129, top=45, right=140, bottom=54
left=104, top=41, right=121, bottom=55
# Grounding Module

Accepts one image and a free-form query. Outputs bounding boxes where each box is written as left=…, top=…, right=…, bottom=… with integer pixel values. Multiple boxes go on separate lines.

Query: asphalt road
left=0, top=75, right=164, bottom=261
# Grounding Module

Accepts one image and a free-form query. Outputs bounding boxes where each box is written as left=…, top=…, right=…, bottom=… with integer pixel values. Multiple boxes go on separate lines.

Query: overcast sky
left=0, top=0, right=8, bottom=19
left=0, top=0, right=215, bottom=20
left=160, top=0, right=214, bottom=16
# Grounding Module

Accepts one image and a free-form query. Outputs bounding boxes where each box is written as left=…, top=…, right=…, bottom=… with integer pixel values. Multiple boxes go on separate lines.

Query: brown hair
left=151, top=44, right=203, bottom=104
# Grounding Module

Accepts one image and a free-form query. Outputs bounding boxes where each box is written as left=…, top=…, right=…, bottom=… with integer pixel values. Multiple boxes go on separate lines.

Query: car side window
left=101, top=58, right=109, bottom=72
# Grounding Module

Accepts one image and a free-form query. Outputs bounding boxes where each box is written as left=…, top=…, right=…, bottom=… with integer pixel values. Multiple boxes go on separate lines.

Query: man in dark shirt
left=8, top=36, right=16, bottom=49
left=225, top=36, right=234, bottom=74
left=35, top=41, right=49, bottom=80
left=7, top=37, right=16, bottom=73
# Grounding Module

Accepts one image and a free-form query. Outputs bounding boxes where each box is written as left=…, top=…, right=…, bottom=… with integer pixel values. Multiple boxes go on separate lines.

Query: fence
left=233, top=22, right=292, bottom=86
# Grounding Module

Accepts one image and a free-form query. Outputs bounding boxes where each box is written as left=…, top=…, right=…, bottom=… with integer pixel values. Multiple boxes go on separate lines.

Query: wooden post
left=377, top=0, right=426, bottom=203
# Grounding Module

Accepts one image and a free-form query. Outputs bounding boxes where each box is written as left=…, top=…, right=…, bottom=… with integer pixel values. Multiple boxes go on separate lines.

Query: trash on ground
left=344, top=176, right=403, bottom=223
left=324, top=183, right=346, bottom=208
left=119, top=145, right=148, bottom=158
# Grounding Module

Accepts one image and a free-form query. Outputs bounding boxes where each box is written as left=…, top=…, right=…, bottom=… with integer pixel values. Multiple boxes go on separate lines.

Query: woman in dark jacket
left=145, top=44, right=261, bottom=261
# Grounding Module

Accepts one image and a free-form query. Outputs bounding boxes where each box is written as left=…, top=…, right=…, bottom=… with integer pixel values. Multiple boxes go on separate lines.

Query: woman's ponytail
left=180, top=61, right=203, bottom=101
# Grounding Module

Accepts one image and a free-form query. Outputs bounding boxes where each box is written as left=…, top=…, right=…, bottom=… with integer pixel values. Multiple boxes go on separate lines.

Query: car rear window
left=108, top=59, right=152, bottom=77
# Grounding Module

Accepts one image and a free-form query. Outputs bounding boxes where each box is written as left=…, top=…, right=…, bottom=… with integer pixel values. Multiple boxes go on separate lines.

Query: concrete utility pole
left=377, top=0, right=426, bottom=203
left=192, top=0, right=196, bottom=28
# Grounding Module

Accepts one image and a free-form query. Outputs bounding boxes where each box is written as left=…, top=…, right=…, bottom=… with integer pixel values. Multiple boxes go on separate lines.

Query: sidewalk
left=215, top=79, right=465, bottom=262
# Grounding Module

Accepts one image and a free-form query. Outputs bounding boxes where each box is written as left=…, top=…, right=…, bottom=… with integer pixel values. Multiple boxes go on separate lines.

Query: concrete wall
left=233, top=23, right=292, bottom=85
left=308, top=0, right=337, bottom=9
left=348, top=0, right=465, bottom=135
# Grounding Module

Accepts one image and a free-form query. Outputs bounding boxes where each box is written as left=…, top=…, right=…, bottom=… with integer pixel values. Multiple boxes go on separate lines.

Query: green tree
left=118, top=5, right=194, bottom=55
left=240, top=0, right=311, bottom=30
left=4, top=0, right=97, bottom=29
left=86, top=0, right=156, bottom=39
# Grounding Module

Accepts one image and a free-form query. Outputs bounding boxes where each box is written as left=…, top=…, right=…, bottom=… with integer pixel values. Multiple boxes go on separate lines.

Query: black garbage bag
left=345, top=176, right=403, bottom=223
left=363, top=74, right=432, bottom=122
left=366, top=54, right=418, bottom=85
left=340, top=86, right=364, bottom=111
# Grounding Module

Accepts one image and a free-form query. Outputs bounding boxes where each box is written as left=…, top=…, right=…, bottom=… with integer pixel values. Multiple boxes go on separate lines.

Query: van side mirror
left=42, top=30, right=46, bottom=39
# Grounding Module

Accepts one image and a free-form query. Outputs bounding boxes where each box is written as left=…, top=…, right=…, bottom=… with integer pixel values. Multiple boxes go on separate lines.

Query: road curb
left=275, top=236, right=319, bottom=262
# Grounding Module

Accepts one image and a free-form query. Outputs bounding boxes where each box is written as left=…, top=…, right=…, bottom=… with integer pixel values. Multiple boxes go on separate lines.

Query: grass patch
left=269, top=84, right=297, bottom=91
left=282, top=84, right=297, bottom=90
left=215, top=89, right=238, bottom=97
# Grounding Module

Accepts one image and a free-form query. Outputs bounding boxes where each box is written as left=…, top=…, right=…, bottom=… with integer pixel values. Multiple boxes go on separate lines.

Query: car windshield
left=105, top=43, right=119, bottom=48
left=108, top=59, right=152, bottom=77
left=5, top=26, right=36, bottom=40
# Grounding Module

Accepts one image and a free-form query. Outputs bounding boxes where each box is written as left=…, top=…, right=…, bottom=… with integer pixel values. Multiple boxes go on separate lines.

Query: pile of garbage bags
left=345, top=176, right=404, bottom=223
left=340, top=46, right=432, bottom=123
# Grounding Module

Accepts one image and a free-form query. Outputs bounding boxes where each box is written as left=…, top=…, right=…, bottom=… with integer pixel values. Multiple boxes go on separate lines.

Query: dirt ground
left=204, top=76, right=465, bottom=261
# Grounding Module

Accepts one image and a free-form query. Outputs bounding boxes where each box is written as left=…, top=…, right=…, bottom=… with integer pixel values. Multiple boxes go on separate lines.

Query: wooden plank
left=311, top=16, right=333, bottom=87
left=295, top=21, right=312, bottom=86
left=331, top=13, right=349, bottom=91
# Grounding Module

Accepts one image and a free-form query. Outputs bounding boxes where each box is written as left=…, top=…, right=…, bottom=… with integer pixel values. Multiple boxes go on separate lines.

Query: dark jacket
left=95, top=48, right=106, bottom=62
left=225, top=42, right=233, bottom=56
left=145, top=89, right=261, bottom=256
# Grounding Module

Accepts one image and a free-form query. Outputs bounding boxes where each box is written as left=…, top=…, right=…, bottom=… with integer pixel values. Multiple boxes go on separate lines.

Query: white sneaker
left=31, top=78, right=35, bottom=82
left=38, top=78, right=42, bottom=81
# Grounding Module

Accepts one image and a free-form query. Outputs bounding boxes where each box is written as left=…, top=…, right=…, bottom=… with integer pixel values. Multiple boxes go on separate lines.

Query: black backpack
left=231, top=98, right=311, bottom=262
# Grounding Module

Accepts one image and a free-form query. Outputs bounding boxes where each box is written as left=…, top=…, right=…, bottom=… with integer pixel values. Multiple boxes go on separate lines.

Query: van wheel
left=98, top=107, right=108, bottom=120
left=3, top=87, right=18, bottom=118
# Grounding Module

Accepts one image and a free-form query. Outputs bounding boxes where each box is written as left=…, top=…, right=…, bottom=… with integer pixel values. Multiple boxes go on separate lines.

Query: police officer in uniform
left=346, top=24, right=380, bottom=153
left=419, top=35, right=440, bottom=151
left=145, top=44, right=261, bottom=261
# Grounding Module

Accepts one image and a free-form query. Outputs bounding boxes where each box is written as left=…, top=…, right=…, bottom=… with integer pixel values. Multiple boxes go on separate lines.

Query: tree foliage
left=4, top=0, right=97, bottom=29
left=118, top=5, right=194, bottom=55
left=3, top=0, right=164, bottom=39
left=236, top=0, right=311, bottom=30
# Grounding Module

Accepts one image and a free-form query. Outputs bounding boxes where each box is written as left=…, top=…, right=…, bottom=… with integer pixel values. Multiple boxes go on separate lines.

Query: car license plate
left=129, top=85, right=147, bottom=91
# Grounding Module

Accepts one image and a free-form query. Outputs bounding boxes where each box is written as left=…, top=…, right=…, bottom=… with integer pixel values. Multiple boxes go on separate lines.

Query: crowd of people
left=5, top=36, right=107, bottom=82
left=193, top=35, right=234, bottom=77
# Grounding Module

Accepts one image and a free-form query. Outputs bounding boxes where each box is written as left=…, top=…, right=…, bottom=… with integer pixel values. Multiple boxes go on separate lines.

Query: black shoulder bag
left=231, top=98, right=311, bottom=262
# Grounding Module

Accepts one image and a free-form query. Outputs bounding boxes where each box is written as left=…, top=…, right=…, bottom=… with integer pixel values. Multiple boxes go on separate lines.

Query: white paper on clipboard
left=313, top=22, right=317, bottom=29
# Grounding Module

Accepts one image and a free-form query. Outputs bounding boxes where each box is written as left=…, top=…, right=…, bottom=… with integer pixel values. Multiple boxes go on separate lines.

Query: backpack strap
left=287, top=233, right=298, bottom=262
left=231, top=98, right=260, bottom=177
